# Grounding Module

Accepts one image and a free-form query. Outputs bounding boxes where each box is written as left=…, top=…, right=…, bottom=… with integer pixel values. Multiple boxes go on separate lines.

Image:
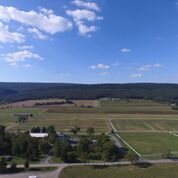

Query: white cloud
left=130, top=73, right=142, bottom=78
left=121, top=48, right=131, bottom=53
left=9, top=62, right=18, bottom=67
left=90, top=64, right=110, bottom=70
left=2, top=50, right=43, bottom=64
left=0, top=22, right=25, bottom=43
left=99, top=72, right=110, bottom=76
left=153, top=63, right=162, bottom=68
left=77, top=21, right=97, bottom=36
left=138, top=64, right=162, bottom=71
left=9, top=62, right=33, bottom=68
left=28, top=28, right=48, bottom=40
left=66, top=9, right=103, bottom=22
left=0, top=6, right=73, bottom=34
left=66, top=9, right=103, bottom=37
left=18, top=45, right=34, bottom=50
left=138, top=65, right=151, bottom=71
left=72, top=0, right=100, bottom=11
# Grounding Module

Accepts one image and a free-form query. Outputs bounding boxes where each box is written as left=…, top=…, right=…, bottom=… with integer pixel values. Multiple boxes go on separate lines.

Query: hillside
left=0, top=83, right=178, bottom=103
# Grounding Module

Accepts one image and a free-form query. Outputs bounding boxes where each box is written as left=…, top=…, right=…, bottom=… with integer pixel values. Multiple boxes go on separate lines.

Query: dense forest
left=0, top=82, right=178, bottom=103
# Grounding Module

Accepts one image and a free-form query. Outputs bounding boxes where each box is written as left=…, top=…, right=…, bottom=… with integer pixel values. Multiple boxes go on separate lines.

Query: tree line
left=1, top=83, right=178, bottom=103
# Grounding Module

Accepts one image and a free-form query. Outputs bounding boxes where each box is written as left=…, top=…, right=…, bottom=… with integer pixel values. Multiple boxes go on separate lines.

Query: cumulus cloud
left=2, top=50, right=43, bottom=64
left=66, top=9, right=103, bottom=36
left=90, top=64, right=110, bottom=70
left=28, top=28, right=48, bottom=40
left=66, top=9, right=103, bottom=22
left=0, top=22, right=25, bottom=43
left=121, top=48, right=131, bottom=53
left=72, top=0, right=100, bottom=11
left=0, top=6, right=73, bottom=34
left=77, top=21, right=97, bottom=36
left=130, top=73, right=142, bottom=78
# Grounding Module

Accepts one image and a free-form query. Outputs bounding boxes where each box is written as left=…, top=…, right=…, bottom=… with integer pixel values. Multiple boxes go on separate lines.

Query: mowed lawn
left=10, top=113, right=110, bottom=133
left=59, top=164, right=178, bottom=178
left=112, top=119, right=178, bottom=132
left=119, top=132, right=178, bottom=155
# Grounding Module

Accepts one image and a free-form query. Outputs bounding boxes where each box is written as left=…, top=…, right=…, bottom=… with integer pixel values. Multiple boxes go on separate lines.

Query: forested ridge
left=0, top=82, right=178, bottom=103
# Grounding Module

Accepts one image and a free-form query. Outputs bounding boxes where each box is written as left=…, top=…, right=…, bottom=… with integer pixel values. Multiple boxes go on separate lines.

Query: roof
left=30, top=133, right=48, bottom=138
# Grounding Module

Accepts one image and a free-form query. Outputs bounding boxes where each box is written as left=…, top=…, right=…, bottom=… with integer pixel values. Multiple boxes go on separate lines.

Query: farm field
left=111, top=119, right=178, bottom=132
left=100, top=99, right=169, bottom=107
left=9, top=113, right=110, bottom=133
left=59, top=164, right=178, bottom=178
left=0, top=107, right=43, bottom=128
left=119, top=132, right=178, bottom=156
left=1, top=99, right=178, bottom=158
left=46, top=106, right=178, bottom=114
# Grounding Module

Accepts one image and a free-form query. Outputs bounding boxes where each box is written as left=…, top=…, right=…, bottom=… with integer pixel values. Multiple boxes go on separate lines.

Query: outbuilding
left=30, top=133, right=48, bottom=138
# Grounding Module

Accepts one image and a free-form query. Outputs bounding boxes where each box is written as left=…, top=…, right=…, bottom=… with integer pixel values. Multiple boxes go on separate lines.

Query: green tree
left=60, top=141, right=73, bottom=162
left=162, top=149, right=172, bottom=159
left=47, top=125, right=56, bottom=134
left=54, top=140, right=62, bottom=157
left=10, top=162, right=17, bottom=170
left=0, top=157, right=7, bottom=173
left=126, top=151, right=139, bottom=165
left=77, top=138, right=90, bottom=154
left=0, top=125, right=5, bottom=137
left=80, top=153, right=89, bottom=163
left=24, top=160, right=29, bottom=170
left=39, top=141, right=51, bottom=154
left=102, top=141, right=119, bottom=161
left=86, top=127, right=95, bottom=137
left=71, top=126, right=80, bottom=136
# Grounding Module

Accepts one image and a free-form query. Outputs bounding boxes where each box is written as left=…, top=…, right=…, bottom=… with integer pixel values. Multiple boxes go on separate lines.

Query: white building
left=30, top=133, right=48, bottom=138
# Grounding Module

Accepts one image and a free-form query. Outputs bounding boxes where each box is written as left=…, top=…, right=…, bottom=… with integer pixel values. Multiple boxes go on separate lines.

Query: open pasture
left=45, top=106, right=178, bottom=114
left=119, top=132, right=178, bottom=156
left=112, top=119, right=178, bottom=132
left=59, top=164, right=178, bottom=178
left=100, top=99, right=169, bottom=107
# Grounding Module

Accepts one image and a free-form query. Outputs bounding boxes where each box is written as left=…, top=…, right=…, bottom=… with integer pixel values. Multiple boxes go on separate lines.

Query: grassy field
left=100, top=99, right=168, bottom=107
left=59, top=164, right=178, bottom=178
left=9, top=113, right=110, bottom=133
left=0, top=107, right=43, bottom=127
left=1, top=99, right=178, bottom=158
left=112, top=119, right=178, bottom=132
left=119, top=132, right=178, bottom=156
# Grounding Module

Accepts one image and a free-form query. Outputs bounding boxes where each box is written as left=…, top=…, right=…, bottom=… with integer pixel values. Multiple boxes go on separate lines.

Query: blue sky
left=0, top=0, right=178, bottom=83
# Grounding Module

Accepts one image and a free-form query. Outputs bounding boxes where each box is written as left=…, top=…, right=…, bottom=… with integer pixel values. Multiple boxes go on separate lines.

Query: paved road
left=1, top=165, right=67, bottom=178
left=2, top=159, right=178, bottom=178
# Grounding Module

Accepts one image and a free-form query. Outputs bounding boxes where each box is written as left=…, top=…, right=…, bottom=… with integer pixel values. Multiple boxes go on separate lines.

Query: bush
left=0, top=157, right=7, bottom=173
left=24, top=160, right=29, bottom=170
left=10, top=162, right=17, bottom=170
